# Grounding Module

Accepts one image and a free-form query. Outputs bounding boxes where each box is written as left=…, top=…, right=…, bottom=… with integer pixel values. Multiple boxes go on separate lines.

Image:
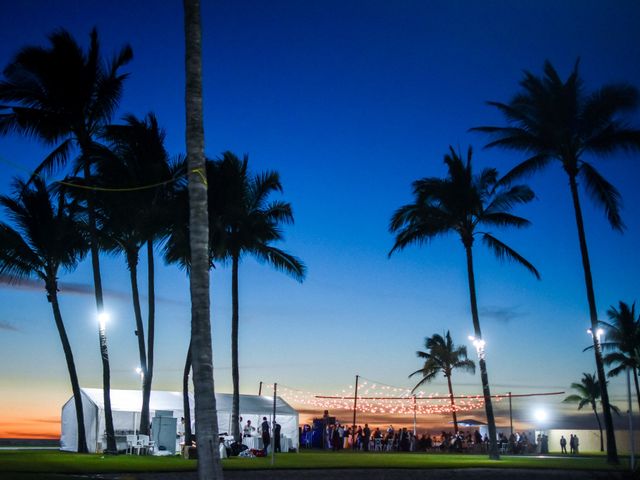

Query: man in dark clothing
left=261, top=417, right=270, bottom=455
left=363, top=424, right=371, bottom=451
left=274, top=422, right=282, bottom=453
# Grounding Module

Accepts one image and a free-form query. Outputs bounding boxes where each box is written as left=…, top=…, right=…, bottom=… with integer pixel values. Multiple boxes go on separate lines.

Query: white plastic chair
left=126, top=435, right=137, bottom=455
left=134, top=435, right=149, bottom=455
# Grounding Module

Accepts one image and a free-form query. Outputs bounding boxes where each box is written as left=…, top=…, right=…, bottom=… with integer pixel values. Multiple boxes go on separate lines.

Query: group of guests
left=318, top=423, right=420, bottom=451
left=302, top=423, right=565, bottom=455
left=496, top=431, right=544, bottom=454
left=559, top=434, right=580, bottom=454
left=240, top=416, right=282, bottom=455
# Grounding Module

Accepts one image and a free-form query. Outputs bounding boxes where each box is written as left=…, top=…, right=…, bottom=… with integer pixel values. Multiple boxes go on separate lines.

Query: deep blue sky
left=0, top=0, right=639, bottom=436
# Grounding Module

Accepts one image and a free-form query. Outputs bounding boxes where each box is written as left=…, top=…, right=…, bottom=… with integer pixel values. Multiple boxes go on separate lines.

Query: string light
left=261, top=377, right=495, bottom=416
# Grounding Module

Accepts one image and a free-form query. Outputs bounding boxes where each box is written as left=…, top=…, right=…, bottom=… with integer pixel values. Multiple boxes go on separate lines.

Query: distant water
left=0, top=438, right=59, bottom=448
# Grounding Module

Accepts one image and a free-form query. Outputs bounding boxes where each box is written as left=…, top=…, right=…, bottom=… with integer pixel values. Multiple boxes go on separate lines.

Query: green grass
left=0, top=449, right=628, bottom=475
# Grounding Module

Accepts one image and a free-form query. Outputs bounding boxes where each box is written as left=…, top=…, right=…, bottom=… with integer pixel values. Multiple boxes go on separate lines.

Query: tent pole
left=352, top=374, right=359, bottom=449
left=413, top=394, right=417, bottom=435
left=271, top=383, right=277, bottom=465
left=509, top=392, right=513, bottom=435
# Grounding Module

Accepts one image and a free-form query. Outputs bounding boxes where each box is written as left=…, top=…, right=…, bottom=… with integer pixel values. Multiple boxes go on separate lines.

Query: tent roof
left=80, top=388, right=297, bottom=416
left=453, top=419, right=487, bottom=426
left=82, top=388, right=185, bottom=413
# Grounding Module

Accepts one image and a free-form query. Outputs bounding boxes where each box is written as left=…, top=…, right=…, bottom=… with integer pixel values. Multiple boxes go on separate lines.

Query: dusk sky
left=1, top=0, right=639, bottom=439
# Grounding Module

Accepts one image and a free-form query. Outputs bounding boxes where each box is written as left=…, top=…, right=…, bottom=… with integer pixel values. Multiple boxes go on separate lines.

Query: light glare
left=534, top=408, right=547, bottom=422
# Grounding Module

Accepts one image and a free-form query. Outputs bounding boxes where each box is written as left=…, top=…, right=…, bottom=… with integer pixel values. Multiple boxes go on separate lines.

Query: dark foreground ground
left=7, top=469, right=635, bottom=480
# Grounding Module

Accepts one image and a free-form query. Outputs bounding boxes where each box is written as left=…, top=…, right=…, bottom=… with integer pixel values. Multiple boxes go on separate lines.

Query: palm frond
left=250, top=244, right=306, bottom=282
left=481, top=233, right=540, bottom=279
left=579, top=161, right=624, bottom=231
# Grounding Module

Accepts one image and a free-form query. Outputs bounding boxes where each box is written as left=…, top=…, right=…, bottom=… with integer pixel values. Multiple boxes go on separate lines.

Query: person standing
left=569, top=434, right=575, bottom=454
left=260, top=416, right=270, bottom=455
left=560, top=435, right=567, bottom=454
left=363, top=424, right=371, bottom=451
left=243, top=419, right=255, bottom=437
left=574, top=434, right=579, bottom=454
left=273, top=421, right=281, bottom=453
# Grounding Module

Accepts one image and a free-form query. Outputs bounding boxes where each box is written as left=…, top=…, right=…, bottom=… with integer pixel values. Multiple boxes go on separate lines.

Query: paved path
left=102, top=468, right=636, bottom=480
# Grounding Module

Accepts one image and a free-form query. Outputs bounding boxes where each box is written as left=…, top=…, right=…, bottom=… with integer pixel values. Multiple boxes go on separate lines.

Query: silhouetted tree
left=409, top=331, right=475, bottom=433
left=0, top=179, right=88, bottom=452
left=389, top=146, right=540, bottom=460
left=473, top=60, right=640, bottom=463
left=0, top=28, right=133, bottom=453
left=564, top=373, right=620, bottom=452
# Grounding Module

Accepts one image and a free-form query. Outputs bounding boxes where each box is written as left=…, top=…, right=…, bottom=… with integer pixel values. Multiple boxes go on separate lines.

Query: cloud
left=479, top=305, right=526, bottom=323
left=0, top=274, right=186, bottom=306
left=0, top=320, right=19, bottom=332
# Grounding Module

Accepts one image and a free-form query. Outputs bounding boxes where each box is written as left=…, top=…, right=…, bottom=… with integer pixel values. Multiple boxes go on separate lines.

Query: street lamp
left=468, top=335, right=486, bottom=360
left=586, top=328, right=604, bottom=342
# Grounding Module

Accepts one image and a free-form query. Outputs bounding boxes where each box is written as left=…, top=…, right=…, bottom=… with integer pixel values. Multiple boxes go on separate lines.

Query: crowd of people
left=300, top=423, right=581, bottom=455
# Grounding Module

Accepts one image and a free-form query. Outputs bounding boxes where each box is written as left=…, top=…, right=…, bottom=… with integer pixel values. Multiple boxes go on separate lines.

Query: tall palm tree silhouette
left=0, top=28, right=132, bottom=453
left=183, top=0, right=224, bottom=474
left=409, top=331, right=475, bottom=433
left=472, top=60, right=640, bottom=463
left=564, top=373, right=620, bottom=452
left=0, top=179, right=88, bottom=452
left=389, top=146, right=540, bottom=459
left=600, top=301, right=640, bottom=412
left=212, top=152, right=306, bottom=442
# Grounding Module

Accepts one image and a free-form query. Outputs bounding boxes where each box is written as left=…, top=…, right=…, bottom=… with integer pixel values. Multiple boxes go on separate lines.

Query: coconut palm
left=183, top=0, right=224, bottom=476
left=472, top=60, right=640, bottom=463
left=600, top=301, right=640, bottom=412
left=79, top=113, right=176, bottom=435
left=213, top=152, right=306, bottom=443
left=564, top=373, right=620, bottom=452
left=0, top=28, right=133, bottom=453
left=409, top=331, right=475, bottom=433
left=0, top=178, right=88, bottom=452
left=389, top=146, right=539, bottom=460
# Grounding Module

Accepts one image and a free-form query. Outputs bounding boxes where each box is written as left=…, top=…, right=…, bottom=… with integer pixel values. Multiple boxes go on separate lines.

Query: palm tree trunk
left=143, top=240, right=155, bottom=438
left=633, top=367, right=640, bottom=414
left=593, top=406, right=604, bottom=452
left=446, top=374, right=459, bottom=433
left=184, top=0, right=224, bottom=477
left=82, top=160, right=116, bottom=454
left=231, top=254, right=241, bottom=443
left=568, top=174, right=618, bottom=463
left=47, top=282, right=88, bottom=453
left=464, top=243, right=499, bottom=460
left=183, top=341, right=193, bottom=446
left=126, top=249, right=149, bottom=435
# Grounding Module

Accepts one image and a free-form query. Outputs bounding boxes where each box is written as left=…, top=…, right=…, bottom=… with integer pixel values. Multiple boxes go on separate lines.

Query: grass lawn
left=0, top=450, right=629, bottom=475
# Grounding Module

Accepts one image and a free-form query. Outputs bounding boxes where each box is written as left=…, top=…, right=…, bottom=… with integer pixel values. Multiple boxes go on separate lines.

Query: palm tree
left=600, top=301, right=640, bottom=412
left=472, top=60, right=640, bottom=463
left=0, top=28, right=133, bottom=454
left=183, top=0, right=224, bottom=477
left=90, top=113, right=176, bottom=435
left=212, top=152, right=306, bottom=443
left=389, top=146, right=540, bottom=460
left=409, top=331, right=475, bottom=433
left=0, top=178, right=88, bottom=452
left=564, top=373, right=620, bottom=452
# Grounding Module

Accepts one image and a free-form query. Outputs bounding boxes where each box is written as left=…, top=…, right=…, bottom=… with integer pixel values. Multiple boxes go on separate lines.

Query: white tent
left=61, top=388, right=299, bottom=453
